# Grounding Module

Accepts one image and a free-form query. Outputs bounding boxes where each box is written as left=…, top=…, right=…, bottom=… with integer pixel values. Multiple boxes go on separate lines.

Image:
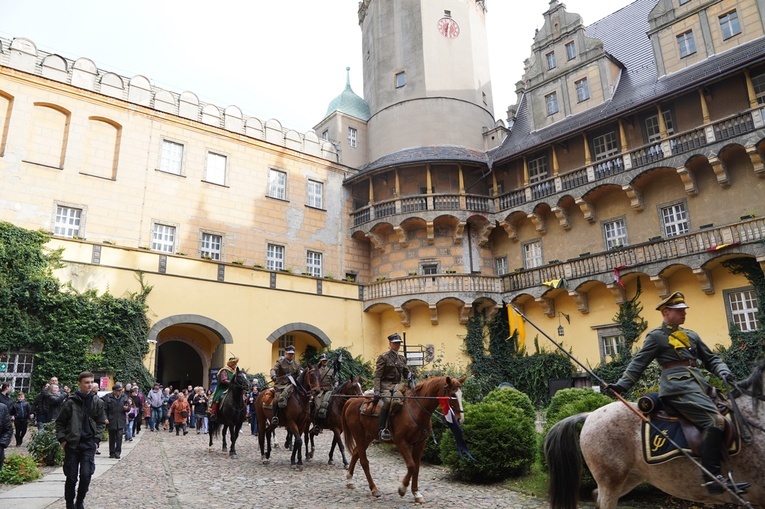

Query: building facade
left=1, top=0, right=763, bottom=388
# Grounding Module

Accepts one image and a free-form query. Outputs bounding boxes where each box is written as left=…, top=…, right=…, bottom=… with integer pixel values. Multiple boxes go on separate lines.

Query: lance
left=511, top=305, right=753, bottom=508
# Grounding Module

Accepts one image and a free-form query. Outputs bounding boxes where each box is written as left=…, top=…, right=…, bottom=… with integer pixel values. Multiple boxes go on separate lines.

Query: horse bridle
left=404, top=383, right=462, bottom=446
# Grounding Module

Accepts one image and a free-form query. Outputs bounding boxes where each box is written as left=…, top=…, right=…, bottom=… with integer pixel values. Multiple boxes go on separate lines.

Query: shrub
left=441, top=402, right=535, bottom=481
left=0, top=453, right=42, bottom=484
left=482, top=387, right=535, bottom=422
left=27, top=422, right=64, bottom=466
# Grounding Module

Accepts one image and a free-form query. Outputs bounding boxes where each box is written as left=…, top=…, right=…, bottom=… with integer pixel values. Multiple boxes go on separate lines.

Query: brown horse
left=546, top=358, right=765, bottom=509
left=255, top=364, right=320, bottom=469
left=299, top=377, right=364, bottom=465
left=342, top=375, right=466, bottom=503
left=313, top=377, right=363, bottom=467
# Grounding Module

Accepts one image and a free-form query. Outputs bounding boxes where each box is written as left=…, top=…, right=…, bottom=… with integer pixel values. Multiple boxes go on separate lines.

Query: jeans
left=63, top=441, right=97, bottom=504
left=150, top=407, right=162, bottom=430
left=203, top=416, right=208, bottom=433
left=250, top=412, right=258, bottom=434
left=125, top=421, right=133, bottom=440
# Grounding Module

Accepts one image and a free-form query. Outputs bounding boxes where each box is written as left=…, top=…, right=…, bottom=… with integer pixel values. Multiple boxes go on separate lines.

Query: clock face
left=437, top=17, right=460, bottom=39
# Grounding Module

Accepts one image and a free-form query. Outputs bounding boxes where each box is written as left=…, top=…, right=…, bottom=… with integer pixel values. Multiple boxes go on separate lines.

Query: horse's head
left=232, top=368, right=250, bottom=391
left=301, top=363, right=322, bottom=396
left=337, top=377, right=363, bottom=396
left=444, top=375, right=467, bottom=424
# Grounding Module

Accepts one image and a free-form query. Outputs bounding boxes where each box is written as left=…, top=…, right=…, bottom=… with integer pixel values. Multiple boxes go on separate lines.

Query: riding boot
left=209, top=402, right=218, bottom=420
left=700, top=427, right=750, bottom=495
left=378, top=403, right=391, bottom=441
left=270, top=407, right=279, bottom=427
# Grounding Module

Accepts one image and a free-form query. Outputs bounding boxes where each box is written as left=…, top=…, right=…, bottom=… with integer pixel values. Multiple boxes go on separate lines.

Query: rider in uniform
left=209, top=356, right=238, bottom=420
left=269, top=345, right=300, bottom=426
left=607, top=292, right=750, bottom=495
left=373, top=333, right=410, bottom=441
left=310, top=353, right=336, bottom=435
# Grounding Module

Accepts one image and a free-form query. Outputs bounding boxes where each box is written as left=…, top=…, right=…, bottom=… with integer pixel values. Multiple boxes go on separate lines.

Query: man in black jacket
left=0, top=399, right=12, bottom=467
left=101, top=383, right=129, bottom=459
left=56, top=372, right=106, bottom=509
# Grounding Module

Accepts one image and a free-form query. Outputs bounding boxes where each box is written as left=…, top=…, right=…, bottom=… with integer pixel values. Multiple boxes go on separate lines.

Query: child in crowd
left=125, top=399, right=138, bottom=441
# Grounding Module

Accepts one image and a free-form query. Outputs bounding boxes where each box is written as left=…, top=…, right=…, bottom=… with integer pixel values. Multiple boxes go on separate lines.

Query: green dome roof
left=325, top=67, right=370, bottom=121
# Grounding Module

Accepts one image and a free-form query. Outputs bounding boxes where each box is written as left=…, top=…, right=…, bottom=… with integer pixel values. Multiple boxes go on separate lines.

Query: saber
left=511, top=305, right=753, bottom=507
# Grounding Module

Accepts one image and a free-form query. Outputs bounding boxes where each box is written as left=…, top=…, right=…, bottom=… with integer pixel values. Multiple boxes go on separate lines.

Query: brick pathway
left=6, top=426, right=551, bottom=509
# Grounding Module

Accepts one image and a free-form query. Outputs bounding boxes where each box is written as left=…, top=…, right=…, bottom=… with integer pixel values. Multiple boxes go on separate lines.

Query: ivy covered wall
left=0, top=222, right=153, bottom=391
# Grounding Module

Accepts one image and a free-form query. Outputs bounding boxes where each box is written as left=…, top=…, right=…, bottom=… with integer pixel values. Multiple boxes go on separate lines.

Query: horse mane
left=411, top=375, right=450, bottom=395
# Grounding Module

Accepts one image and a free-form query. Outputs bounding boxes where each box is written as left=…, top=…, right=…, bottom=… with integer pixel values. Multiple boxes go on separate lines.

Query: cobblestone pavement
left=39, top=426, right=550, bottom=509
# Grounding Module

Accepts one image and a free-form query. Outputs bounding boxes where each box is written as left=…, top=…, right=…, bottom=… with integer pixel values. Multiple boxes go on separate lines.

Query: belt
left=661, top=359, right=695, bottom=369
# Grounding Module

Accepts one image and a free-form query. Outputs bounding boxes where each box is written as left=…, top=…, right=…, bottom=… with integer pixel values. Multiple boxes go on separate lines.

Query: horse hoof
left=372, top=489, right=381, bottom=498
left=414, top=491, right=425, bottom=504
left=398, top=486, right=406, bottom=497
left=327, top=459, right=334, bottom=465
left=230, top=453, right=237, bottom=459
left=262, top=459, right=270, bottom=465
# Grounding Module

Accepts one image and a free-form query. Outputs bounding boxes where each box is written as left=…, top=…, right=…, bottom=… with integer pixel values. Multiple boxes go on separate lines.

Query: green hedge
left=441, top=402, right=535, bottom=481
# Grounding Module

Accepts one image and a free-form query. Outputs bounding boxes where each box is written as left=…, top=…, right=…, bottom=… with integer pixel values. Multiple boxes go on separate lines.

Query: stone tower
left=359, top=0, right=495, bottom=163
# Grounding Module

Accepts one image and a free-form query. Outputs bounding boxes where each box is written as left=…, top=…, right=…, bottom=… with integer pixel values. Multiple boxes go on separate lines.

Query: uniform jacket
left=374, top=349, right=410, bottom=393
left=615, top=322, right=730, bottom=397
left=271, top=357, right=301, bottom=386
left=101, top=392, right=129, bottom=430
left=55, top=391, right=106, bottom=449
left=318, top=364, right=335, bottom=391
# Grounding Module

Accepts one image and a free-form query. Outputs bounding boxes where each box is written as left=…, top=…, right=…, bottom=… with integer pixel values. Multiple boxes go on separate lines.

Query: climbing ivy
left=463, top=307, right=572, bottom=407
left=0, top=222, right=153, bottom=392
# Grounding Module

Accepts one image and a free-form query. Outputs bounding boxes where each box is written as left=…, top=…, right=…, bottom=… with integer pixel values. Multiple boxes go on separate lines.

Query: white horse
left=545, top=359, right=765, bottom=509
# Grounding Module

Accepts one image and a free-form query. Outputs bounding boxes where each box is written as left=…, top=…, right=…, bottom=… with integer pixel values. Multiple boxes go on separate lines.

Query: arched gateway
left=147, top=314, right=233, bottom=388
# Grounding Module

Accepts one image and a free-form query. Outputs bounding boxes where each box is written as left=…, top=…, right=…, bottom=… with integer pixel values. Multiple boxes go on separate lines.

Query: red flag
left=437, top=397, right=476, bottom=462
left=613, top=265, right=627, bottom=290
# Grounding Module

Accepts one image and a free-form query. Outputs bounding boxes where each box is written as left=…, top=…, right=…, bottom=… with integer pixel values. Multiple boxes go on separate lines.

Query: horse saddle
left=637, top=392, right=740, bottom=464
left=261, top=388, right=275, bottom=409
left=360, top=386, right=406, bottom=416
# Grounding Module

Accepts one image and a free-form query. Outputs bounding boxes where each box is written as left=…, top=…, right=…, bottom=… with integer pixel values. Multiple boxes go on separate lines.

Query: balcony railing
left=359, top=217, right=765, bottom=302
left=350, top=107, right=761, bottom=228
left=363, top=274, right=504, bottom=301
left=503, top=217, right=765, bottom=291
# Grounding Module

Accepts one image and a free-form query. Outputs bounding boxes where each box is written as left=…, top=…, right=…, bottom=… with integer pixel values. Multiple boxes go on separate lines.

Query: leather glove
left=373, top=390, right=381, bottom=402
left=720, top=371, right=736, bottom=385
left=605, top=383, right=624, bottom=397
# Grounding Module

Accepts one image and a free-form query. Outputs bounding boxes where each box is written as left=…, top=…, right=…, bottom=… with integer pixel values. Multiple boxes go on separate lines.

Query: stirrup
left=270, top=416, right=279, bottom=427
left=378, top=428, right=391, bottom=441
left=703, top=473, right=750, bottom=495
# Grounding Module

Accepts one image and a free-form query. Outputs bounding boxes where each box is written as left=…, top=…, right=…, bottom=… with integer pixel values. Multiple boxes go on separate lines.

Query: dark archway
left=156, top=341, right=204, bottom=389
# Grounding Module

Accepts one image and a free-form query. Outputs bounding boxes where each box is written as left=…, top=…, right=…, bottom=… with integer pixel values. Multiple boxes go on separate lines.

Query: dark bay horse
left=546, top=359, right=765, bottom=509
left=342, top=375, right=466, bottom=503
left=309, top=377, right=363, bottom=467
left=255, top=364, right=320, bottom=469
left=207, top=368, right=248, bottom=458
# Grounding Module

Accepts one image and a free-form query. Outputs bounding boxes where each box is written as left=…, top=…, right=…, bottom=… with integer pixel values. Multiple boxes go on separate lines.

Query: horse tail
left=545, top=412, right=589, bottom=509
left=341, top=401, right=356, bottom=455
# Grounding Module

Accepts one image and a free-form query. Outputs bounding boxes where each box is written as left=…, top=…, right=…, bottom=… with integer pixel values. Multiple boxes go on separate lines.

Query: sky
left=0, top=0, right=636, bottom=133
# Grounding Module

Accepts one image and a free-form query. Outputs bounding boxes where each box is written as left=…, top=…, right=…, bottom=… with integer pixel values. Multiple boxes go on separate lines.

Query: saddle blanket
left=642, top=418, right=741, bottom=464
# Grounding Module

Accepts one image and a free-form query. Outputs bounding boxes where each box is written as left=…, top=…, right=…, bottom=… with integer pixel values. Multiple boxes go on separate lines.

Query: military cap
left=112, top=383, right=123, bottom=391
left=318, top=353, right=328, bottom=361
left=387, top=333, right=402, bottom=343
left=285, top=345, right=296, bottom=353
left=656, top=291, right=689, bottom=311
